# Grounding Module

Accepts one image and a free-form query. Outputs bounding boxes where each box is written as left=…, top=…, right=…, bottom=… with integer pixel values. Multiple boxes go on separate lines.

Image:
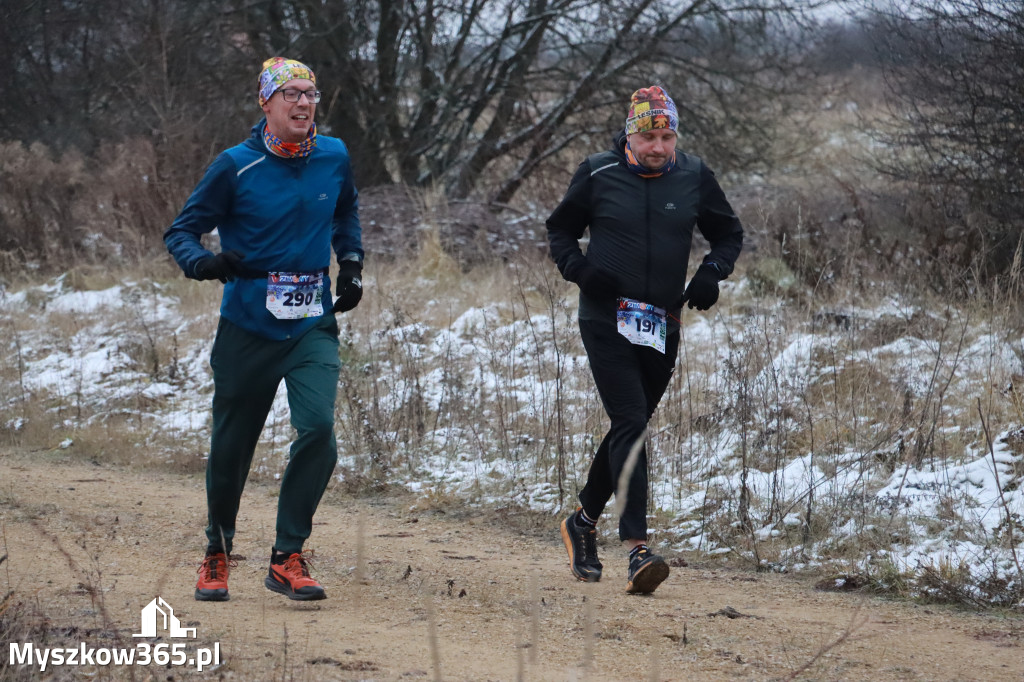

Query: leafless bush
left=0, top=138, right=191, bottom=280
left=861, top=0, right=1024, bottom=282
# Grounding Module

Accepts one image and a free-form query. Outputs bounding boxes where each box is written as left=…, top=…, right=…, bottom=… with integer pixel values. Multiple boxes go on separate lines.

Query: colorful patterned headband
left=258, top=57, right=316, bottom=106
left=625, top=86, right=678, bottom=135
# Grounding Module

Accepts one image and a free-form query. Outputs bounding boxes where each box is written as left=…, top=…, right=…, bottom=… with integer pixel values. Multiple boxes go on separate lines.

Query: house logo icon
left=133, top=597, right=196, bottom=639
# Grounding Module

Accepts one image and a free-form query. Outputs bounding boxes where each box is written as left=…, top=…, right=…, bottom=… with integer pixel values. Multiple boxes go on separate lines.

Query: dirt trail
left=1, top=448, right=1022, bottom=681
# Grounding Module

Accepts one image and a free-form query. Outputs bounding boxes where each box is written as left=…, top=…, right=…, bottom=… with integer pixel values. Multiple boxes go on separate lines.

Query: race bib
left=616, top=297, right=667, bottom=354
left=266, top=271, right=324, bottom=320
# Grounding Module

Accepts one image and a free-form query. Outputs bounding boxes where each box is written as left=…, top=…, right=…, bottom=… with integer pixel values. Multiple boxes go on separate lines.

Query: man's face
left=628, top=129, right=676, bottom=170
left=261, top=78, right=316, bottom=143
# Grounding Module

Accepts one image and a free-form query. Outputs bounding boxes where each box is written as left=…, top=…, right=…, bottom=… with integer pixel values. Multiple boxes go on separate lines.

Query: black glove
left=332, top=260, right=363, bottom=313
left=575, top=262, right=620, bottom=299
left=194, top=250, right=246, bottom=283
left=679, top=263, right=721, bottom=310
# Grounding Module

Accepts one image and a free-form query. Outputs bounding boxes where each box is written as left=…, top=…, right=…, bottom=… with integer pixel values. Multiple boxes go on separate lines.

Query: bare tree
left=866, top=0, right=1024, bottom=278
left=1, top=1, right=250, bottom=148
left=0, top=0, right=261, bottom=266
left=0, top=0, right=113, bottom=151
left=235, top=0, right=823, bottom=202
left=100, top=1, right=257, bottom=193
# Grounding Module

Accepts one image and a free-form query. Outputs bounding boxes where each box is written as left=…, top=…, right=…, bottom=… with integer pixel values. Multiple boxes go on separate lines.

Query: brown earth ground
left=1, top=447, right=1022, bottom=682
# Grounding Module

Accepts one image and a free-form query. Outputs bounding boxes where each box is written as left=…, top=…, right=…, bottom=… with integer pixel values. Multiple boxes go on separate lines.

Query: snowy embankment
left=2, top=272, right=1021, bottom=604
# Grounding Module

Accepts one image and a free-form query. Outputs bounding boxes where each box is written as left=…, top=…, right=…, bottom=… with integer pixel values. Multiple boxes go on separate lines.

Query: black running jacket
left=546, top=132, right=744, bottom=326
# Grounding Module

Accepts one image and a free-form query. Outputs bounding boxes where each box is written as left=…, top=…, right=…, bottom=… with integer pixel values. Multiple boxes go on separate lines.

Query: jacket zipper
left=644, top=181, right=652, bottom=303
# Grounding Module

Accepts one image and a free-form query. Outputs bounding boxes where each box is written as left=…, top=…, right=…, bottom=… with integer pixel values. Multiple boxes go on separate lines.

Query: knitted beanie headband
left=625, top=85, right=678, bottom=135
left=258, top=57, right=316, bottom=106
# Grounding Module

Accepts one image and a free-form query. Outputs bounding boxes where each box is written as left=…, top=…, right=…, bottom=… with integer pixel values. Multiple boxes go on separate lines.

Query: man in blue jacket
left=165, top=57, right=363, bottom=602
left=547, top=86, right=743, bottom=594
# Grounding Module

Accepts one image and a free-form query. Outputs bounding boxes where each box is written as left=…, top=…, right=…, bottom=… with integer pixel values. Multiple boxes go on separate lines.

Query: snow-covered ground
left=2, top=272, right=1022, bottom=604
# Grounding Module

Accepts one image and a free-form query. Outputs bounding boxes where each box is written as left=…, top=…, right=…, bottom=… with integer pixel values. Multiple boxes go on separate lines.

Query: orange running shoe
left=195, top=552, right=233, bottom=601
left=264, top=550, right=326, bottom=601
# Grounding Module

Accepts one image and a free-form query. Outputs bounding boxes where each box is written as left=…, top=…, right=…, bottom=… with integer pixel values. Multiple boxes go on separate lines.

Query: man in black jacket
left=547, top=85, right=743, bottom=594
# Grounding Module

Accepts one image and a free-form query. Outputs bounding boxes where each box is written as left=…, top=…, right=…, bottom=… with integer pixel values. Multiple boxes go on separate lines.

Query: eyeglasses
left=278, top=88, right=321, bottom=103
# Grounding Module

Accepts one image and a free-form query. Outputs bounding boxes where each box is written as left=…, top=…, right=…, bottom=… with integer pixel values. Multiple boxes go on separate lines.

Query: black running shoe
left=626, top=547, right=669, bottom=594
left=560, top=511, right=602, bottom=582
